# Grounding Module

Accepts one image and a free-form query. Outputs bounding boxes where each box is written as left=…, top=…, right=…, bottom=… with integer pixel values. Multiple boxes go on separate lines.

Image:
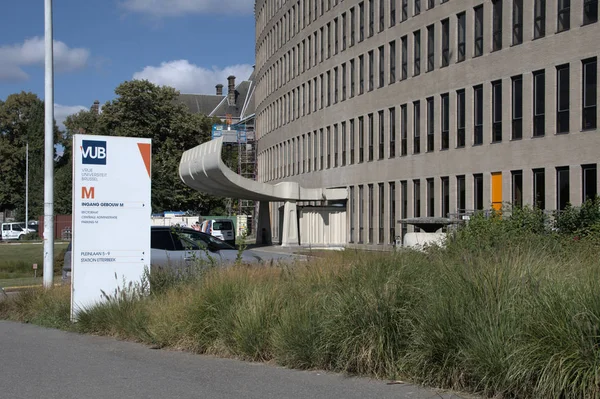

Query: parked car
left=62, top=226, right=294, bottom=280
left=200, top=218, right=236, bottom=246
left=1, top=222, right=32, bottom=241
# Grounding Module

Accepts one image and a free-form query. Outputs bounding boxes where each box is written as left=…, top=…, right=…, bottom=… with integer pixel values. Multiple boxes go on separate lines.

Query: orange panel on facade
left=491, top=172, right=502, bottom=211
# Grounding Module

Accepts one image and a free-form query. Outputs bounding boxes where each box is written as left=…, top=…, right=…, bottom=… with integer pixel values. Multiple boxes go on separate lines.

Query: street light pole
left=25, top=142, right=28, bottom=235
left=43, top=0, right=55, bottom=289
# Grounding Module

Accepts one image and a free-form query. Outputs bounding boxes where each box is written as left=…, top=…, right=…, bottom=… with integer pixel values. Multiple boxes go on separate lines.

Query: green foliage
left=4, top=222, right=600, bottom=398
left=0, top=92, right=65, bottom=218
left=555, top=197, right=600, bottom=238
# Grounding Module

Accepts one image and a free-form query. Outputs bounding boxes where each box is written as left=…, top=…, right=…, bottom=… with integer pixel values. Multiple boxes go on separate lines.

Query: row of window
left=259, top=57, right=597, bottom=176
left=256, top=0, right=598, bottom=108
left=346, top=164, right=598, bottom=245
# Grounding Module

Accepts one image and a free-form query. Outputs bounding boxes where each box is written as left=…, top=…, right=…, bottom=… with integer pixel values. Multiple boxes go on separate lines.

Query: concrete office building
left=252, top=0, right=599, bottom=248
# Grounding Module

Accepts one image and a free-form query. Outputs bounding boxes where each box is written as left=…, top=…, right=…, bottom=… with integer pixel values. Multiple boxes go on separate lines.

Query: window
left=401, top=104, right=408, bottom=156
left=401, top=36, right=408, bottom=80
left=533, top=70, right=546, bottom=137
left=427, top=25, right=434, bottom=72
left=368, top=184, right=374, bottom=243
left=413, top=30, right=421, bottom=76
left=334, top=68, right=339, bottom=104
left=474, top=173, right=484, bottom=210
left=320, top=27, right=325, bottom=61
left=350, top=119, right=355, bottom=163
left=413, top=100, right=421, bottom=153
left=557, top=167, right=570, bottom=210
left=441, top=19, right=450, bottom=67
left=368, top=113, right=374, bottom=161
left=379, top=0, right=385, bottom=31
left=389, top=182, right=396, bottom=244
left=557, top=64, right=570, bottom=134
left=557, top=0, right=570, bottom=32
left=492, top=0, right=503, bottom=51
left=389, top=107, right=396, bottom=157
left=342, top=12, right=347, bottom=50
left=378, top=111, right=384, bottom=159
left=307, top=132, right=312, bottom=172
left=533, top=168, right=546, bottom=209
left=320, top=74, right=324, bottom=109
left=326, top=127, right=331, bottom=168
left=457, top=89, right=466, bottom=147
left=414, top=0, right=421, bottom=15
left=350, top=186, right=355, bottom=242
left=492, top=80, right=502, bottom=142
left=474, top=85, right=483, bottom=145
left=359, top=55, right=365, bottom=94
left=359, top=116, right=365, bottom=162
left=334, top=18, right=339, bottom=54
left=379, top=46, right=385, bottom=88
left=342, top=121, right=347, bottom=166
left=512, top=170, right=523, bottom=207
left=369, top=0, right=375, bottom=37
left=390, top=41, right=396, bottom=83
left=512, top=75, right=523, bottom=139
left=350, top=59, right=356, bottom=97
left=457, top=12, right=466, bottom=62
left=457, top=175, right=466, bottom=211
left=369, top=50, right=374, bottom=91
left=307, top=81, right=312, bottom=113
left=426, top=97, right=434, bottom=152
left=390, top=0, right=396, bottom=27
left=441, top=177, right=450, bottom=217
left=327, top=71, right=331, bottom=106
left=359, top=185, right=364, bottom=242
left=474, top=6, right=484, bottom=57
left=402, top=0, right=408, bottom=21
left=359, top=2, right=365, bottom=41
left=316, top=129, right=320, bottom=170
left=534, top=0, right=546, bottom=38
left=413, top=179, right=421, bottom=218
left=401, top=181, right=408, bottom=239
left=583, top=58, right=598, bottom=130
left=584, top=0, right=599, bottom=25
left=427, top=178, right=435, bottom=217
left=582, top=164, right=597, bottom=201
left=342, top=63, right=347, bottom=101
left=513, top=0, right=523, bottom=45
left=351, top=7, right=356, bottom=46
left=379, top=183, right=384, bottom=243
left=427, top=0, right=434, bottom=9
left=441, top=93, right=449, bottom=149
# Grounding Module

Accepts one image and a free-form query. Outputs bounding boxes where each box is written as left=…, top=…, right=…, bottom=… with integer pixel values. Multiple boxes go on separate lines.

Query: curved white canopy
left=179, top=137, right=347, bottom=202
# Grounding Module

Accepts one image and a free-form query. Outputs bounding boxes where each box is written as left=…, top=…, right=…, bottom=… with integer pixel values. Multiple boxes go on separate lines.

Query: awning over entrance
left=179, top=137, right=347, bottom=202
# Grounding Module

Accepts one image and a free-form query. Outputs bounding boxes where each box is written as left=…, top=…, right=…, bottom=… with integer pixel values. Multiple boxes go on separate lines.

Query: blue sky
left=0, top=0, right=255, bottom=128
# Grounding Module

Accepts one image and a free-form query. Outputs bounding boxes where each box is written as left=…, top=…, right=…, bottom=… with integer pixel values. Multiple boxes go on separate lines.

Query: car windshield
left=212, top=221, right=233, bottom=230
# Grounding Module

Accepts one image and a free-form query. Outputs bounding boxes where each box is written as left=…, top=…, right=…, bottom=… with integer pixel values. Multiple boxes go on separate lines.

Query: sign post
left=71, top=134, right=152, bottom=320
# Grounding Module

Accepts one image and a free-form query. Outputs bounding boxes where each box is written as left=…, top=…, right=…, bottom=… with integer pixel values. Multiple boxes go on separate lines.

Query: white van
left=200, top=219, right=236, bottom=246
left=1, top=222, right=31, bottom=240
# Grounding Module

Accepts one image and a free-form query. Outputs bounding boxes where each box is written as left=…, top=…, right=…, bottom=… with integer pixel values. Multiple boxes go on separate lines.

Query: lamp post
left=25, top=142, right=28, bottom=235
left=43, top=0, right=55, bottom=289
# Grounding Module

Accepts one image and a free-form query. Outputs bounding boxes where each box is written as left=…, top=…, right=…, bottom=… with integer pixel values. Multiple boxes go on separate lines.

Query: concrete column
left=257, top=201, right=272, bottom=245
left=281, top=200, right=299, bottom=246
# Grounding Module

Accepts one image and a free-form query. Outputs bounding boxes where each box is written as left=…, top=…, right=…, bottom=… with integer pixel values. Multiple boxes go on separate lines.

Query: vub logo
left=81, top=140, right=106, bottom=165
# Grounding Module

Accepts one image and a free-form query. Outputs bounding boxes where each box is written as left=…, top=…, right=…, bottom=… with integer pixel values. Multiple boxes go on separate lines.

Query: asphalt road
left=0, top=321, right=472, bottom=399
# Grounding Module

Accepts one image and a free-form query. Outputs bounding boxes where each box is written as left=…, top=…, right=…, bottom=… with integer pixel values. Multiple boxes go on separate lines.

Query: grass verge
left=1, top=217, right=600, bottom=398
left=0, top=241, right=69, bottom=279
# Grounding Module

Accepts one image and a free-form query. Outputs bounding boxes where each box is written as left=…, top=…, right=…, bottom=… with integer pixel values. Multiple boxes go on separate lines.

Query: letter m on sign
left=82, top=187, right=95, bottom=199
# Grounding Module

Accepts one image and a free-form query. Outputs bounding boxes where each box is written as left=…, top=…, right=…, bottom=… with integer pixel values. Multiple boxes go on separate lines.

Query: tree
left=0, top=92, right=62, bottom=220
left=65, top=80, right=226, bottom=214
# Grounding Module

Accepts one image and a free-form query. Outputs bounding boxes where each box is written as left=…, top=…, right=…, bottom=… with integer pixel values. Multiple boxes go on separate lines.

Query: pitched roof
left=177, top=94, right=224, bottom=115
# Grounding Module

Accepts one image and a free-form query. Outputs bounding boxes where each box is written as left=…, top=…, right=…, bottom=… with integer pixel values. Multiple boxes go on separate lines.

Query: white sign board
left=71, top=134, right=151, bottom=320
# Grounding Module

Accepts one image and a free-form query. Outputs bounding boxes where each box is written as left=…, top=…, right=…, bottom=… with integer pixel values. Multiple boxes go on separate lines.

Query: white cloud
left=54, top=104, right=88, bottom=130
left=133, top=60, right=254, bottom=94
left=0, top=37, right=90, bottom=82
left=121, top=0, right=253, bottom=17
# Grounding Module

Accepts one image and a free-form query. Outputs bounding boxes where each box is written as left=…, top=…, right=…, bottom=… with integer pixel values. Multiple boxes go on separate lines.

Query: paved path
left=0, top=321, right=472, bottom=399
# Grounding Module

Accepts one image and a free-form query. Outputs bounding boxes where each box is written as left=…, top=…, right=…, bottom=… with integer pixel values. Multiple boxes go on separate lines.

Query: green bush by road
left=2, top=206, right=600, bottom=398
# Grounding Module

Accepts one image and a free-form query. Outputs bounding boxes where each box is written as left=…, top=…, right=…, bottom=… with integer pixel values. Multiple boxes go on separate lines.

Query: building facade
left=254, top=0, right=599, bottom=248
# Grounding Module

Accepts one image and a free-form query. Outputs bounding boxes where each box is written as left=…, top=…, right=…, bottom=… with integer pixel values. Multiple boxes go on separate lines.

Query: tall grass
left=2, top=215, right=600, bottom=398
